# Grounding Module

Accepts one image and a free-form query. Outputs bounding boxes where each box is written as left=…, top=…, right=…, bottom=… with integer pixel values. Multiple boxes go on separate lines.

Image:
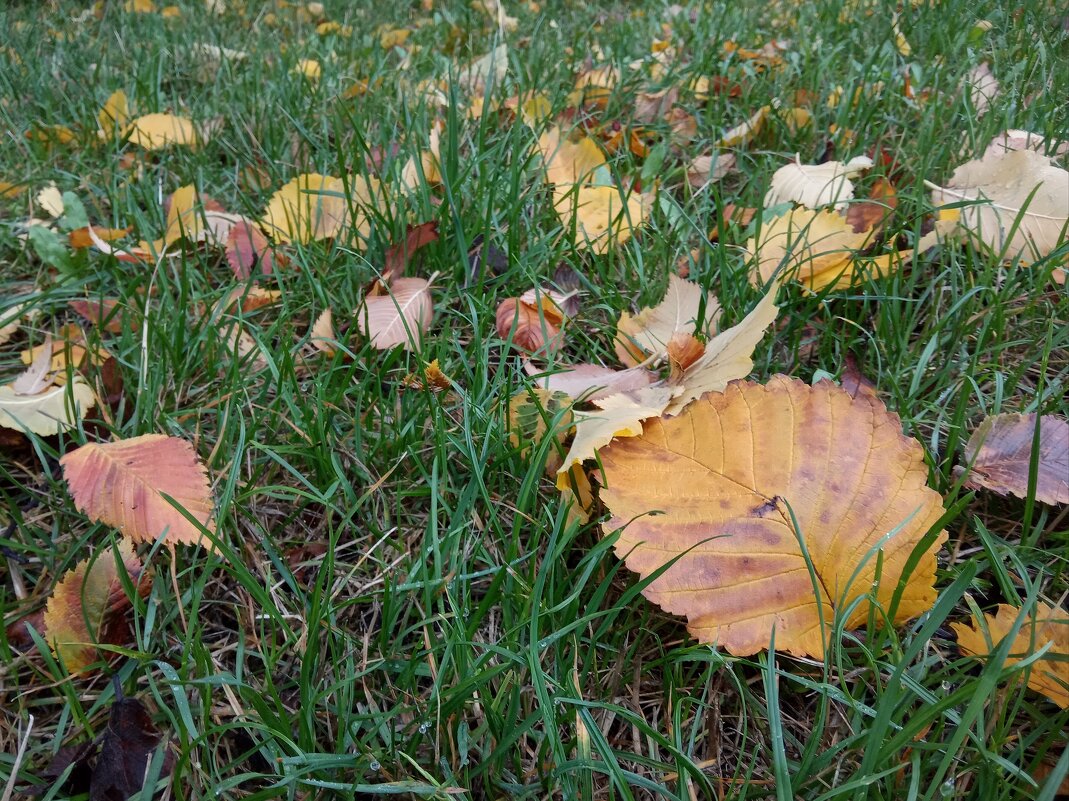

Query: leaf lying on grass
left=957, top=413, right=1068, bottom=505
left=598, top=376, right=947, bottom=657
left=614, top=274, right=720, bottom=367
left=356, top=277, right=434, bottom=350
left=61, top=434, right=216, bottom=548
left=0, top=379, right=96, bottom=435
left=43, top=539, right=150, bottom=672
left=952, top=602, right=1068, bottom=708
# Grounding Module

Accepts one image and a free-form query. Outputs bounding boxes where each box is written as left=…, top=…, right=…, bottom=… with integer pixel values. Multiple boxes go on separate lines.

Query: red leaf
left=225, top=221, right=279, bottom=280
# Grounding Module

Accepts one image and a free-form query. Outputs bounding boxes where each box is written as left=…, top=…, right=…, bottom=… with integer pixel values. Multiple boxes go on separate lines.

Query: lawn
left=0, top=0, right=1067, bottom=799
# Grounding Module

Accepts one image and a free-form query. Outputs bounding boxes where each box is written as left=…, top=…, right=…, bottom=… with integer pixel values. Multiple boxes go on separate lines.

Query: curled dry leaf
left=524, top=361, right=654, bottom=402
left=958, top=413, right=1068, bottom=505
left=60, top=434, right=216, bottom=548
left=952, top=602, right=1068, bottom=708
left=308, top=308, right=336, bottom=355
left=553, top=184, right=648, bottom=254
left=356, top=277, right=434, bottom=350
left=615, top=274, right=721, bottom=366
left=43, top=539, right=150, bottom=672
left=598, top=376, right=947, bottom=657
left=496, top=294, right=564, bottom=356
left=382, top=220, right=440, bottom=284
left=928, top=149, right=1068, bottom=266
left=718, top=105, right=768, bottom=148
left=125, top=113, right=199, bottom=149
left=764, top=155, right=874, bottom=212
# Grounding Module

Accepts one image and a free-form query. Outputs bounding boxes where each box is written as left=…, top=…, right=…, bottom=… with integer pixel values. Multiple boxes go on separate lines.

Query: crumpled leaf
left=614, top=274, right=721, bottom=367
left=60, top=434, right=216, bottom=548
left=261, top=173, right=379, bottom=245
left=91, top=695, right=175, bottom=798
left=598, top=376, right=947, bottom=657
left=42, top=539, right=149, bottom=672
left=124, top=113, right=198, bottom=149
left=764, top=155, right=874, bottom=212
left=957, top=413, right=1068, bottom=505
left=952, top=602, right=1068, bottom=708
left=928, top=149, right=1068, bottom=266
left=525, top=362, right=654, bottom=402
left=0, top=379, right=96, bottom=435
left=664, top=279, right=780, bottom=414
left=356, top=277, right=434, bottom=350
left=382, top=221, right=439, bottom=284
left=553, top=184, right=648, bottom=254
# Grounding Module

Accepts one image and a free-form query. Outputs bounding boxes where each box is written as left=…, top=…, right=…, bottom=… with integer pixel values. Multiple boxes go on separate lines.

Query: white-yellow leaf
left=0, top=379, right=96, bottom=435
left=764, top=155, right=873, bottom=212
left=615, top=274, right=721, bottom=366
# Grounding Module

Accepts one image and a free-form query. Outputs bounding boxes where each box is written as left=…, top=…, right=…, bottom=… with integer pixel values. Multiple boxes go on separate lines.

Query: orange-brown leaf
left=60, top=434, right=215, bottom=548
left=496, top=297, right=563, bottom=357
left=597, top=376, right=946, bottom=657
left=42, top=539, right=149, bottom=672
left=952, top=603, right=1068, bottom=708
left=382, top=220, right=439, bottom=283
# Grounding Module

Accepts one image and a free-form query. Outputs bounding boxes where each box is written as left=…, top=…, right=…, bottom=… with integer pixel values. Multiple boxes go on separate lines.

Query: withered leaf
left=91, top=695, right=174, bottom=800
left=382, top=220, right=439, bottom=283
left=958, top=413, right=1068, bottom=505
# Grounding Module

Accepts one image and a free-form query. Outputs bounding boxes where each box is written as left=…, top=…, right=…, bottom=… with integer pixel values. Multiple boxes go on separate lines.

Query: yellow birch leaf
left=553, top=184, right=647, bottom=254
left=952, top=603, right=1068, bottom=708
left=98, top=90, right=130, bottom=139
left=125, top=113, right=198, bottom=149
left=60, top=434, right=216, bottom=548
left=598, top=376, right=947, bottom=657
left=537, top=127, right=607, bottom=186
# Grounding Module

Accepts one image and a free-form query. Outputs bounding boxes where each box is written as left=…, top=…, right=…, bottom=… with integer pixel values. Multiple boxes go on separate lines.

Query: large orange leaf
left=43, top=539, right=150, bottom=672
left=952, top=602, right=1068, bottom=708
left=61, top=434, right=215, bottom=548
left=598, top=376, right=946, bottom=657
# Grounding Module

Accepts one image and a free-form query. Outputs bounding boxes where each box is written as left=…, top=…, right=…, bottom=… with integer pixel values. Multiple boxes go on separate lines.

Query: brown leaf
left=496, top=296, right=563, bottom=357
left=615, top=275, right=721, bottom=367
left=958, top=413, right=1068, bottom=505
left=69, top=299, right=132, bottom=334
left=840, top=354, right=878, bottom=400
left=845, top=177, right=898, bottom=235
left=952, top=602, right=1068, bottom=708
left=525, top=362, right=654, bottom=402
left=382, top=220, right=439, bottom=283
left=225, top=220, right=278, bottom=280
left=42, top=540, right=149, bottom=672
left=667, top=333, right=705, bottom=381
left=708, top=204, right=756, bottom=242
left=61, top=434, right=216, bottom=548
left=597, top=376, right=947, bottom=657
left=91, top=695, right=175, bottom=799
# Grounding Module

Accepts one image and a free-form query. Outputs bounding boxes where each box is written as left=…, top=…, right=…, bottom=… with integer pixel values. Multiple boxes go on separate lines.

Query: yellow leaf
left=261, top=173, right=379, bottom=245
left=379, top=27, right=411, bottom=48
left=294, top=58, right=322, bottom=81
left=125, top=113, right=198, bottom=149
left=36, top=183, right=65, bottom=218
left=614, top=274, right=721, bottom=366
left=98, top=90, right=130, bottom=139
left=308, top=308, right=336, bottom=355
left=719, top=105, right=769, bottom=148
left=553, top=184, right=647, bottom=254
left=0, top=379, right=96, bottom=436
left=764, top=155, right=874, bottom=212
left=43, top=540, right=148, bottom=673
left=952, top=603, right=1069, bottom=708
left=598, top=376, right=947, bottom=657
left=537, top=127, right=607, bottom=186
left=124, top=0, right=156, bottom=11
left=60, top=434, right=215, bottom=548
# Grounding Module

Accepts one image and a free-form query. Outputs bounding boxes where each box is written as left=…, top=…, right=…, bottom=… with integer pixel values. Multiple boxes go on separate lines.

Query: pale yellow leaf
left=0, top=379, right=96, bottom=435
left=614, top=274, right=721, bottom=366
left=125, top=113, right=198, bottom=149
left=764, top=155, right=873, bottom=212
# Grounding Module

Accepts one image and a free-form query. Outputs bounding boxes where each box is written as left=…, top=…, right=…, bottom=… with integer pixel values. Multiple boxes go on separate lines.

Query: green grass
left=1, top=0, right=1067, bottom=799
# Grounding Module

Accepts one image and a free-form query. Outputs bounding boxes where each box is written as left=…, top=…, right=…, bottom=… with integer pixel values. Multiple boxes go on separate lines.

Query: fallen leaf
left=12, top=334, right=54, bottom=395
left=458, top=43, right=508, bottom=94
left=764, top=155, right=874, bottom=212
left=966, top=62, right=999, bottom=116
left=718, top=105, right=768, bottom=148
left=928, top=149, right=1068, bottom=266
left=90, top=695, right=175, bottom=798
left=356, top=277, right=434, bottom=350
left=294, top=58, right=322, bottom=81
left=952, top=602, right=1068, bottom=708
left=556, top=385, right=679, bottom=486
left=664, top=279, right=781, bottom=414
left=598, top=376, right=946, bottom=657
left=553, top=184, right=648, bottom=254
left=69, top=227, right=131, bottom=249
left=43, top=539, right=149, bottom=672
left=308, top=308, right=336, bottom=355
left=0, top=303, right=27, bottom=346
left=686, top=151, right=736, bottom=188
left=614, top=274, right=721, bottom=367
left=124, top=113, right=198, bottom=149
left=97, top=89, right=130, bottom=139
left=401, top=359, right=452, bottom=393
left=261, top=173, right=379, bottom=245
left=20, top=324, right=111, bottom=373
left=845, top=176, right=897, bottom=235
left=709, top=204, right=757, bottom=242
left=61, top=434, right=216, bottom=548
left=382, top=221, right=439, bottom=283
left=225, top=219, right=278, bottom=279
left=508, top=388, right=574, bottom=475
left=37, top=183, right=65, bottom=218
left=537, top=127, right=607, bottom=186
left=496, top=295, right=564, bottom=356
left=957, top=413, right=1068, bottom=505
left=525, top=362, right=654, bottom=402
left=0, top=379, right=96, bottom=435
left=840, top=354, right=878, bottom=400
left=982, top=130, right=1069, bottom=160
